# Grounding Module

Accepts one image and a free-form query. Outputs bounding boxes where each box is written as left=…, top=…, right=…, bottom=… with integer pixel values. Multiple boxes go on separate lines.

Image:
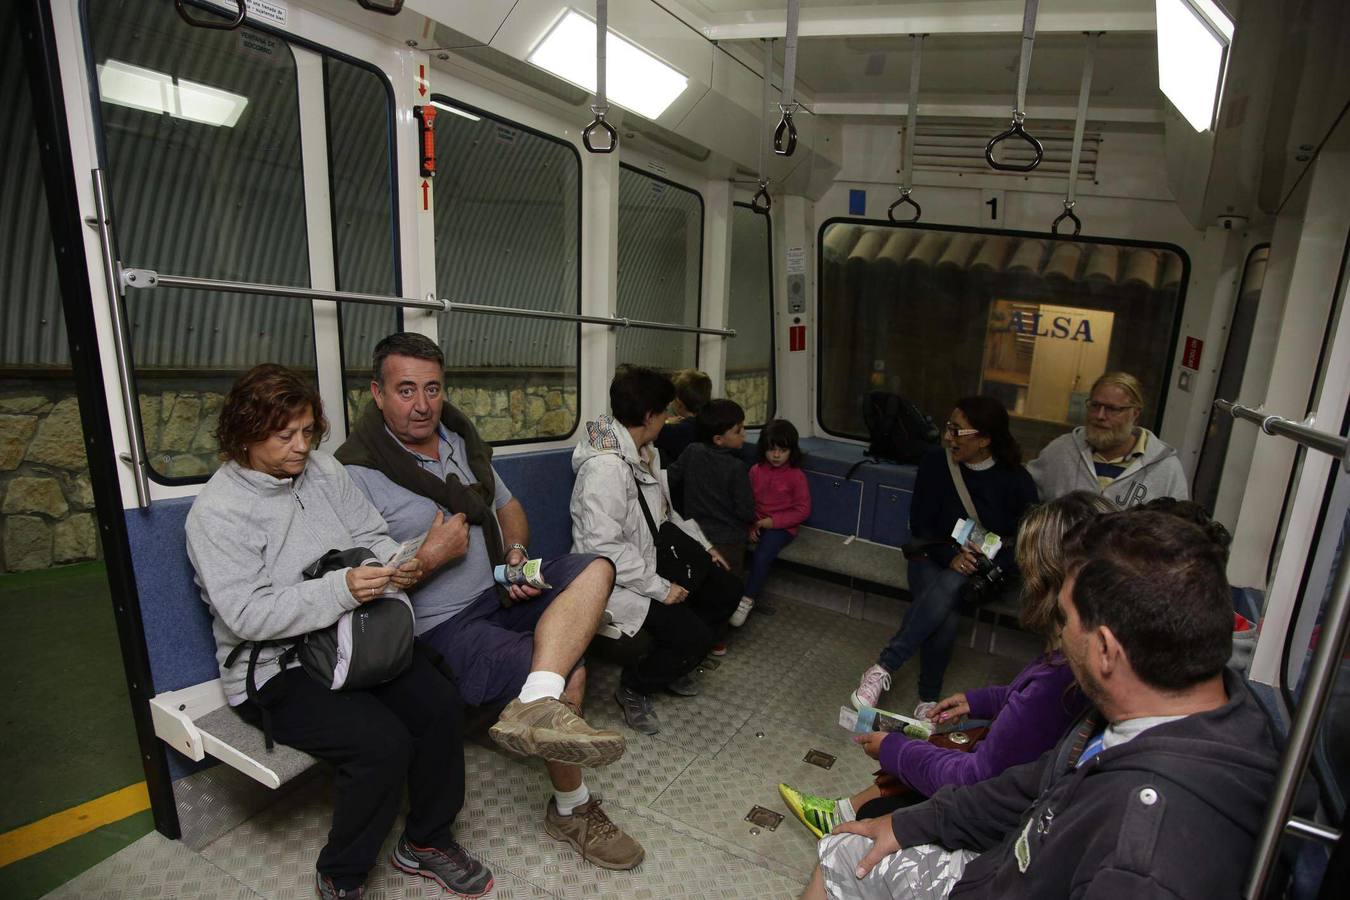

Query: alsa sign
left=1005, top=310, right=1096, bottom=343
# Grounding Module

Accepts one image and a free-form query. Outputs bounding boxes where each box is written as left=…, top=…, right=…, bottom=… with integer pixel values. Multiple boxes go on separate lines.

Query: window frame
left=324, top=54, right=403, bottom=435
left=730, top=200, right=776, bottom=426
left=79, top=0, right=400, bottom=485
left=616, top=161, right=705, bottom=370
left=428, top=92, right=584, bottom=446
left=813, top=216, right=1192, bottom=444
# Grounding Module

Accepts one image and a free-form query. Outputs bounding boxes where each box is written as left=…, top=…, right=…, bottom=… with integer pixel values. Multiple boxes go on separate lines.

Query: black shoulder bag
left=632, top=471, right=712, bottom=591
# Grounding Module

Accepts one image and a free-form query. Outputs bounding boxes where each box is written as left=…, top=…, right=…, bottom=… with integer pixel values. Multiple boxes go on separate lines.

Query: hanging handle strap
left=1052, top=32, right=1101, bottom=236
left=174, top=0, right=246, bottom=30
left=774, top=0, right=801, bottom=156
left=986, top=0, right=1044, bottom=172
left=583, top=0, right=618, bottom=153
left=889, top=34, right=925, bottom=224
left=752, top=38, right=774, bottom=213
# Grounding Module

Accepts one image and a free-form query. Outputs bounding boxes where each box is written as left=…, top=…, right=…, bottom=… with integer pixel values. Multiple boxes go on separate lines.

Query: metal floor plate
left=42, top=585, right=1041, bottom=899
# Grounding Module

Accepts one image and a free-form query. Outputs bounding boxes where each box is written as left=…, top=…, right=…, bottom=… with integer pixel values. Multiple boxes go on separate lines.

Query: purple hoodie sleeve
left=877, top=659, right=1083, bottom=798
left=964, top=683, right=1012, bottom=720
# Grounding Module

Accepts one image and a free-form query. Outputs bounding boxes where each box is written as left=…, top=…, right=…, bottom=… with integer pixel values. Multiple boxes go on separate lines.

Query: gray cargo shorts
left=818, top=833, right=978, bottom=900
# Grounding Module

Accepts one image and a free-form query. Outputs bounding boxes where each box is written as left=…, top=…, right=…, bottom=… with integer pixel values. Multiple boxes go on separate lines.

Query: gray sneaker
left=667, top=674, right=700, bottom=697
left=614, top=686, right=660, bottom=735
left=390, top=833, right=493, bottom=898
left=315, top=873, right=363, bottom=899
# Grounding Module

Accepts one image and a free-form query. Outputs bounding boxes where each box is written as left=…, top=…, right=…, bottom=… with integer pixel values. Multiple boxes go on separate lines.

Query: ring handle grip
left=887, top=191, right=921, bottom=224
left=583, top=108, right=618, bottom=154
left=985, top=118, right=1044, bottom=173
left=357, top=0, right=405, bottom=13
left=751, top=182, right=772, bottom=213
left=174, top=0, right=246, bottom=30
left=773, top=108, right=798, bottom=157
left=1051, top=203, right=1082, bottom=236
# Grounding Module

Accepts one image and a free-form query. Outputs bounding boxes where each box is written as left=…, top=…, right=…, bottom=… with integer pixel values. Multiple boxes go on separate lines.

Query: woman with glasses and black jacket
left=850, top=395, right=1038, bottom=717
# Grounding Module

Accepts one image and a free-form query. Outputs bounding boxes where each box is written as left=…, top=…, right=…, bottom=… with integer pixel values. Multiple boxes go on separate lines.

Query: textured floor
left=41, top=580, right=1041, bottom=899
left=0, top=561, right=153, bottom=900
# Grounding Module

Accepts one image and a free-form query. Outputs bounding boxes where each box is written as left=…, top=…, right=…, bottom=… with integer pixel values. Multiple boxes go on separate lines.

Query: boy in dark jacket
left=802, top=510, right=1279, bottom=900
left=668, top=399, right=755, bottom=584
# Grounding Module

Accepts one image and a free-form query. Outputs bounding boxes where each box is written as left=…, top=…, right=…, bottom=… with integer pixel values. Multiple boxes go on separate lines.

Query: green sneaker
left=778, top=783, right=842, bottom=840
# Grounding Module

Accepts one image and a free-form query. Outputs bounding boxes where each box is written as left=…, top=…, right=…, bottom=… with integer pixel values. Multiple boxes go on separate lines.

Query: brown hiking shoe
left=488, top=697, right=626, bottom=767
left=544, top=797, right=645, bottom=871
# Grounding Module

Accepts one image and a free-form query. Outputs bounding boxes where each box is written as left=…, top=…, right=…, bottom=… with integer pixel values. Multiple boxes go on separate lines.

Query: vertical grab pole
left=1245, top=544, right=1350, bottom=897
left=91, top=168, right=151, bottom=508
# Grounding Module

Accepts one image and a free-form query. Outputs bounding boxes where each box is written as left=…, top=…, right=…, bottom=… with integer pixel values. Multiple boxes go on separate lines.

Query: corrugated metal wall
left=0, top=0, right=69, bottom=368
left=433, top=107, right=580, bottom=370
left=616, top=166, right=701, bottom=370
left=727, top=205, right=772, bottom=371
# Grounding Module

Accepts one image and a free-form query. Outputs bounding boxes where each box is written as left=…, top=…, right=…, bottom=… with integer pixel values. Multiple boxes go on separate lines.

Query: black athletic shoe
left=390, top=834, right=493, bottom=898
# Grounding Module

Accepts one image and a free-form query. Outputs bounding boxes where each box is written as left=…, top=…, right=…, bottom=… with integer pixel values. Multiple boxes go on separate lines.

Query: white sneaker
left=913, top=701, right=938, bottom=720
left=850, top=664, right=892, bottom=710
left=728, top=597, right=754, bottom=628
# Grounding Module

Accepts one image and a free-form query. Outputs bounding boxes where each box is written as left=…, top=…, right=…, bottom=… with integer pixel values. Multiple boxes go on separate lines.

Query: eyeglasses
left=1085, top=400, right=1138, bottom=416
left=945, top=422, right=980, bottom=438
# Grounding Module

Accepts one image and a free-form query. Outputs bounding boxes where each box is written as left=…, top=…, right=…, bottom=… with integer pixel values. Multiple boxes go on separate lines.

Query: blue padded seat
left=492, top=448, right=578, bottom=559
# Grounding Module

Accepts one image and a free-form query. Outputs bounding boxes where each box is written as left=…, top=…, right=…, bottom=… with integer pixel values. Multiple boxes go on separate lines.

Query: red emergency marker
left=414, top=104, right=437, bottom=178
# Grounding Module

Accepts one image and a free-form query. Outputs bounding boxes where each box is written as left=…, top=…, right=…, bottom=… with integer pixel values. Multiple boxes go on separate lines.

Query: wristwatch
left=507, top=542, right=529, bottom=559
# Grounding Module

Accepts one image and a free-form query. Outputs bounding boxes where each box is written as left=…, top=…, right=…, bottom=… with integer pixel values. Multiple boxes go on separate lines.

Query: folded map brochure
left=381, top=532, right=426, bottom=594
left=951, top=518, right=1003, bottom=560
left=494, top=558, right=553, bottom=590
left=839, top=705, right=934, bottom=740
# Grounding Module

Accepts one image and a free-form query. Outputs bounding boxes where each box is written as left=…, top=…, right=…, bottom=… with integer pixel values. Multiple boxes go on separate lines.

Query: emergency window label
left=244, top=0, right=287, bottom=26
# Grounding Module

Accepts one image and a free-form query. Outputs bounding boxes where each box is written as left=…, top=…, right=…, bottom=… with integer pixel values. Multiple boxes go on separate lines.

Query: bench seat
left=776, top=527, right=908, bottom=590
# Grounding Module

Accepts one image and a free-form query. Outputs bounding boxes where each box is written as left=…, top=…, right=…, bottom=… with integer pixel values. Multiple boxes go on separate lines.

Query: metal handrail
left=774, top=0, right=801, bottom=156
left=120, top=268, right=737, bottom=337
left=986, top=0, right=1044, bottom=172
left=1214, top=398, right=1350, bottom=898
left=1213, top=400, right=1349, bottom=469
left=91, top=170, right=151, bottom=508
left=583, top=0, right=617, bottom=153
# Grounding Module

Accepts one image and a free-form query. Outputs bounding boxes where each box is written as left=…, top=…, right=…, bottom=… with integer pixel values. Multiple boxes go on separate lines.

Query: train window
left=87, top=0, right=314, bottom=481
left=616, top=165, right=704, bottom=371
left=726, top=203, right=775, bottom=425
left=431, top=97, right=580, bottom=442
left=818, top=222, right=1187, bottom=458
left=325, top=57, right=399, bottom=430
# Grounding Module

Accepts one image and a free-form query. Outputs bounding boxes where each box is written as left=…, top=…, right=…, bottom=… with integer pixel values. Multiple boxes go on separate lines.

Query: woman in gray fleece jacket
left=185, top=364, right=491, bottom=899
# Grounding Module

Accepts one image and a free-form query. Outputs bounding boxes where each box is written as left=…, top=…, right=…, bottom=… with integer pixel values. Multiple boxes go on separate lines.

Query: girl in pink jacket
left=735, top=419, right=812, bottom=622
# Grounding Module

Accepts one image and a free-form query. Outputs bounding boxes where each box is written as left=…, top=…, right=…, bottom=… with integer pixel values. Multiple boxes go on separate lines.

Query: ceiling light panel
left=527, top=9, right=689, bottom=121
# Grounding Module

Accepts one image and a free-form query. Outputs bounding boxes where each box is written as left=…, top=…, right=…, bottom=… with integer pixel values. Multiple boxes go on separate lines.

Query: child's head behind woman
left=671, top=369, right=712, bottom=418
left=757, top=418, right=803, bottom=467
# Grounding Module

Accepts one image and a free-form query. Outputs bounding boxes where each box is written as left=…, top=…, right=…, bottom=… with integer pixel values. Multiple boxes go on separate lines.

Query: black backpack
left=862, top=391, right=940, bottom=465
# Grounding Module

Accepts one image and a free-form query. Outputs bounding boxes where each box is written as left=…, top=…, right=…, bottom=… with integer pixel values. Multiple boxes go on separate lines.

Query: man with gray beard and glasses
left=1026, top=372, right=1188, bottom=507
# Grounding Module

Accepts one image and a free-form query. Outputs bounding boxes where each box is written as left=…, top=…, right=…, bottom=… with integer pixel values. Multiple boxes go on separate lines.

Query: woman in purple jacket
left=780, top=490, right=1117, bottom=836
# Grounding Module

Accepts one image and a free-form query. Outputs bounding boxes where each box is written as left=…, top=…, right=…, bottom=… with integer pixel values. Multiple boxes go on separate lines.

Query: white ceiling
left=665, top=1, right=1165, bottom=125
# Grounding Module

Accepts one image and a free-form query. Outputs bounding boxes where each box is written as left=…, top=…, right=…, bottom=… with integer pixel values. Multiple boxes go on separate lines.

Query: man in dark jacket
left=802, top=510, right=1279, bottom=900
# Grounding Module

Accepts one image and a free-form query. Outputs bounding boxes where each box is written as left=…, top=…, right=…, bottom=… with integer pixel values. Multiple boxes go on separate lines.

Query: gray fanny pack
left=299, top=547, right=415, bottom=691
